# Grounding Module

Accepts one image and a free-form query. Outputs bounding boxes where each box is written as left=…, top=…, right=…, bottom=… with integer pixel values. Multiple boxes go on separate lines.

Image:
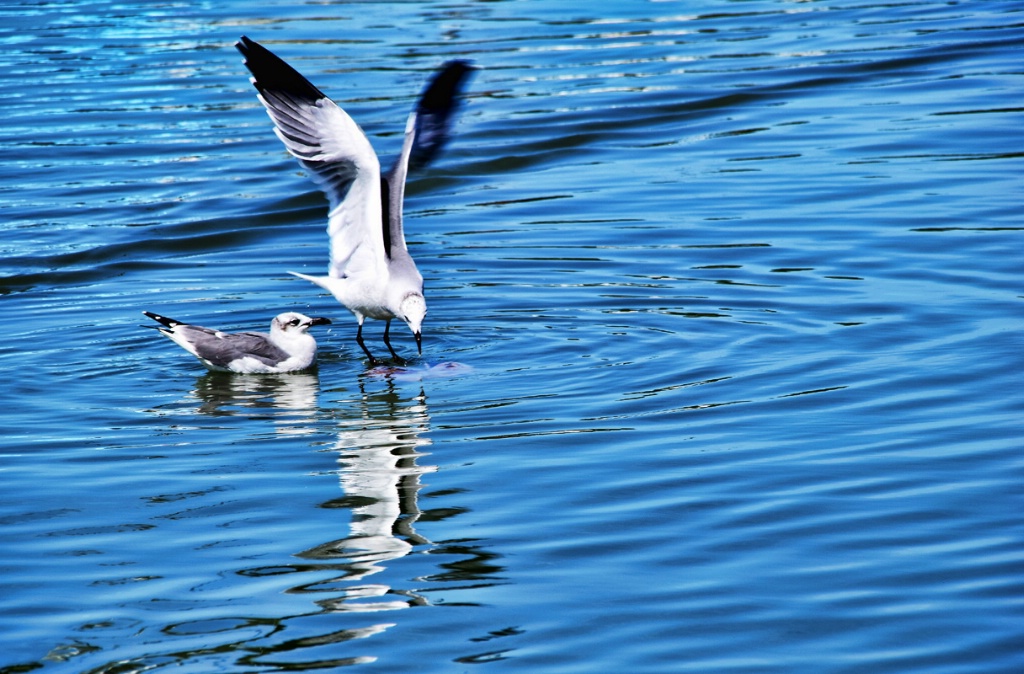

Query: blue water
left=1, top=1, right=1022, bottom=672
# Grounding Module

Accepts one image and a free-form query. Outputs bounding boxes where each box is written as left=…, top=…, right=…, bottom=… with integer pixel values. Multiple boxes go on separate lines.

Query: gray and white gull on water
left=236, top=36, right=474, bottom=365
left=143, top=311, right=331, bottom=374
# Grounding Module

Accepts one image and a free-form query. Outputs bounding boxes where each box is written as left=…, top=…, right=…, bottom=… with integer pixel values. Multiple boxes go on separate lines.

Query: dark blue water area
left=1, top=1, right=1022, bottom=672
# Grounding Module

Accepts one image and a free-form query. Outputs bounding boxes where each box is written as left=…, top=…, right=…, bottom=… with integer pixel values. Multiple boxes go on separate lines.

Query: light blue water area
left=1, top=1, right=1022, bottom=672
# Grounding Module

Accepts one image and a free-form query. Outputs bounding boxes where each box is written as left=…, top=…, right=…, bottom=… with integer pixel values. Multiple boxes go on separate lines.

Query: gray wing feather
left=183, top=328, right=289, bottom=369
left=382, top=114, right=417, bottom=258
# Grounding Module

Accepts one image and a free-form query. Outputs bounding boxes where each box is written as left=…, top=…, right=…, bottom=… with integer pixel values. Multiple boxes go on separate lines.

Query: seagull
left=236, top=36, right=473, bottom=365
left=142, top=311, right=331, bottom=374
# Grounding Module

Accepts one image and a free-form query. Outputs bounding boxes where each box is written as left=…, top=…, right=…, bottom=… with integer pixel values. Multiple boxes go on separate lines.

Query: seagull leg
left=356, top=321, right=378, bottom=365
left=382, top=320, right=406, bottom=364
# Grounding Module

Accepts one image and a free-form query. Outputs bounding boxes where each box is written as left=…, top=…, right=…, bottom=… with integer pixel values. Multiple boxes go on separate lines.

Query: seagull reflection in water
left=180, top=368, right=498, bottom=621
left=188, top=371, right=322, bottom=434
left=298, top=376, right=436, bottom=612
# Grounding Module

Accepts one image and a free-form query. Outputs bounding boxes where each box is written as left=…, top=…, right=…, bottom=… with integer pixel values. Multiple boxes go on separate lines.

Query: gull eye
left=288, top=319, right=300, bottom=327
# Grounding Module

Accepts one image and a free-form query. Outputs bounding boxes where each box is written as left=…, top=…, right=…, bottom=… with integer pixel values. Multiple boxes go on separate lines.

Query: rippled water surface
left=2, top=1, right=1022, bottom=672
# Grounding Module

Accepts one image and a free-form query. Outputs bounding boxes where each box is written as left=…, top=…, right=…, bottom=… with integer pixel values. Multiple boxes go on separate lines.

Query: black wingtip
left=235, top=35, right=327, bottom=103
left=417, top=60, right=476, bottom=112
left=410, top=59, right=477, bottom=170
left=142, top=311, right=180, bottom=331
left=235, top=35, right=260, bottom=64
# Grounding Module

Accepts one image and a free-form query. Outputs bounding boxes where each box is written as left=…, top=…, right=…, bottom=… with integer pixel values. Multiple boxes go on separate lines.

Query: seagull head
left=399, top=293, right=426, bottom=354
left=272, top=312, right=332, bottom=336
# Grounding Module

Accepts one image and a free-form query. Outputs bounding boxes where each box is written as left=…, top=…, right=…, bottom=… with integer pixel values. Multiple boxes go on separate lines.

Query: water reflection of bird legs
left=297, top=375, right=435, bottom=613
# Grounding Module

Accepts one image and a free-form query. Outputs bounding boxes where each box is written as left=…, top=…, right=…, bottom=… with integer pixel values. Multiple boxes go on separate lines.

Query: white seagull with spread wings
left=236, top=36, right=473, bottom=365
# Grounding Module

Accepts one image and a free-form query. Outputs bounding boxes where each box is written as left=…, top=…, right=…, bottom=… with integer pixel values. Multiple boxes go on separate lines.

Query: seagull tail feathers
left=288, top=271, right=340, bottom=294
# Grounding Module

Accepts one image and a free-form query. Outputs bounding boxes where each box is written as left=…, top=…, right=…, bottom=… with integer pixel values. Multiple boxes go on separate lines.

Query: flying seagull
left=143, top=311, right=331, bottom=374
left=236, top=36, right=474, bottom=364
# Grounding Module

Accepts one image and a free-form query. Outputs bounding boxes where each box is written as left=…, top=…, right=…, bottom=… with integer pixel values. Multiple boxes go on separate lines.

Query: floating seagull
left=236, top=36, right=474, bottom=365
left=142, top=311, right=331, bottom=374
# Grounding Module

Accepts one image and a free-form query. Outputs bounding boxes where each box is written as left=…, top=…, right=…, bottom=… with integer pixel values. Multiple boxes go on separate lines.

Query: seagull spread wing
left=381, top=113, right=417, bottom=258
left=381, top=60, right=475, bottom=259
left=237, top=37, right=386, bottom=280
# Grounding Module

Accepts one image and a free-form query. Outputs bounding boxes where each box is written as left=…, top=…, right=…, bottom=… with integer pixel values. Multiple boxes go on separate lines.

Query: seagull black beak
left=307, top=317, right=332, bottom=327
left=414, top=331, right=422, bottom=355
